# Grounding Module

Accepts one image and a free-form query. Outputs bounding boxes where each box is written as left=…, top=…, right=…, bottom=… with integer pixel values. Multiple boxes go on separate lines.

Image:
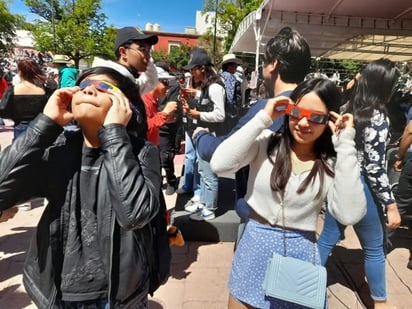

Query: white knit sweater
left=210, top=110, right=366, bottom=231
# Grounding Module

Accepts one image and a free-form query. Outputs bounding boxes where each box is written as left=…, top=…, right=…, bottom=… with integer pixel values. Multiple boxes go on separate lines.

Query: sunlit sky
left=9, top=0, right=205, bottom=33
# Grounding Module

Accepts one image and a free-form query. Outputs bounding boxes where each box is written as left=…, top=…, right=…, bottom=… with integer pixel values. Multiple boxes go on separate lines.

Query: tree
left=152, top=44, right=192, bottom=71
left=24, top=0, right=117, bottom=68
left=0, top=1, right=21, bottom=51
left=203, top=0, right=263, bottom=52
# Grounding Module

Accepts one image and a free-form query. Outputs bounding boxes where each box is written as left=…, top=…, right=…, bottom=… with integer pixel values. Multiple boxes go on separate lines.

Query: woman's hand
left=180, top=97, right=190, bottom=114
left=180, top=88, right=198, bottom=98
left=263, top=96, right=291, bottom=120
left=394, top=160, right=403, bottom=172
left=386, top=203, right=401, bottom=229
left=163, top=101, right=178, bottom=115
left=193, top=126, right=209, bottom=138
left=104, top=90, right=132, bottom=126
left=328, top=111, right=354, bottom=135
left=43, top=87, right=78, bottom=126
left=188, top=108, right=200, bottom=119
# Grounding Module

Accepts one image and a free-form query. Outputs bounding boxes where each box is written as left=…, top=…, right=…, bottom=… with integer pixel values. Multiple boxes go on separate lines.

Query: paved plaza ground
left=1, top=121, right=411, bottom=308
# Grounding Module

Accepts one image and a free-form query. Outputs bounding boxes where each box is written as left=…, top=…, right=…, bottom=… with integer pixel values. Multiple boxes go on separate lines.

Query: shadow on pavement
left=0, top=284, right=33, bottom=309
left=148, top=299, right=164, bottom=308
left=169, top=241, right=211, bottom=281
left=326, top=246, right=374, bottom=308
left=0, top=226, right=36, bottom=283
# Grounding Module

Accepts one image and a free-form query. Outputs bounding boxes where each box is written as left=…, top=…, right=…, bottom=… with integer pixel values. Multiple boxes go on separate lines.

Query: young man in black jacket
left=0, top=66, right=164, bottom=308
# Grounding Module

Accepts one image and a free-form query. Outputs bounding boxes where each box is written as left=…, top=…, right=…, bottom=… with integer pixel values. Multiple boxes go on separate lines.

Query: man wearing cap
left=52, top=54, right=79, bottom=88
left=92, top=27, right=159, bottom=95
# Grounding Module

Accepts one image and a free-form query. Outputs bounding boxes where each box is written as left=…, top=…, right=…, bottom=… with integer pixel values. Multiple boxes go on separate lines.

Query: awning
left=229, top=0, right=412, bottom=67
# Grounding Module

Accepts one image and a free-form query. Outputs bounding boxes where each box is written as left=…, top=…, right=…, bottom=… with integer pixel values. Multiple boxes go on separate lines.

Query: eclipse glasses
left=277, top=103, right=329, bottom=125
left=79, top=80, right=120, bottom=93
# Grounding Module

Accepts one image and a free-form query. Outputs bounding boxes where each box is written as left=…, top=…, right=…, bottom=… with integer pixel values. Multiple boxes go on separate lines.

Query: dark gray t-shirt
left=60, top=145, right=108, bottom=301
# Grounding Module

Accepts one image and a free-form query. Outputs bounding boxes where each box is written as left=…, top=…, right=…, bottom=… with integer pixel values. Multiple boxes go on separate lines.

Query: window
left=168, top=41, right=181, bottom=53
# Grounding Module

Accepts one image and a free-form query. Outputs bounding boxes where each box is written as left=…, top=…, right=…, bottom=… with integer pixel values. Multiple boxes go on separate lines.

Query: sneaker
left=175, top=187, right=192, bottom=195
left=183, top=196, right=199, bottom=208
left=190, top=208, right=215, bottom=221
left=185, top=201, right=204, bottom=213
left=165, top=184, right=177, bottom=195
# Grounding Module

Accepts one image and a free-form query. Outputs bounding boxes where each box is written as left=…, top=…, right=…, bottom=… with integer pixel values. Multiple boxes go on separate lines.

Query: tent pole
left=251, top=11, right=262, bottom=89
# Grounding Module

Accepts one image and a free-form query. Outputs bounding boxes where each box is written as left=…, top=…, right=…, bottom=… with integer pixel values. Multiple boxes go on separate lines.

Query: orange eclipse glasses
left=277, top=104, right=329, bottom=125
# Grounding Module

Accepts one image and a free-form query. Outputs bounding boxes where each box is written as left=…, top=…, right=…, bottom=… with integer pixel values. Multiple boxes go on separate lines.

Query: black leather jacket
left=0, top=114, right=161, bottom=308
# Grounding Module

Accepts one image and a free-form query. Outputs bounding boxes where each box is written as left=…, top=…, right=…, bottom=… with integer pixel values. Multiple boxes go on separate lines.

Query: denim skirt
left=229, top=219, right=321, bottom=309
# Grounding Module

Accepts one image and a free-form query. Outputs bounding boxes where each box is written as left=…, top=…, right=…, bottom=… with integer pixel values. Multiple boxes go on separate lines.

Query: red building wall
left=145, top=31, right=200, bottom=53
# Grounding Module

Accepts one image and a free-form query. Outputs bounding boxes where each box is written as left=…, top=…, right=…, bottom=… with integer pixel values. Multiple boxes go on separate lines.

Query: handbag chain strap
left=279, top=193, right=317, bottom=265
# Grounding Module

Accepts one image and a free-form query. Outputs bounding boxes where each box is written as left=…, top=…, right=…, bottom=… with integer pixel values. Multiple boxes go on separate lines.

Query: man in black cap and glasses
left=93, top=27, right=159, bottom=94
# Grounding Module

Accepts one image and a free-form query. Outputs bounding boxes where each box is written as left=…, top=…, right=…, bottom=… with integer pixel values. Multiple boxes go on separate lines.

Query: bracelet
left=394, top=153, right=403, bottom=160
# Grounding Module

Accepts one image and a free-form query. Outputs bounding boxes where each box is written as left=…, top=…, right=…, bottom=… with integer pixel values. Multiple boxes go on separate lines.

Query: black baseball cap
left=114, top=27, right=158, bottom=51
left=183, top=49, right=212, bottom=70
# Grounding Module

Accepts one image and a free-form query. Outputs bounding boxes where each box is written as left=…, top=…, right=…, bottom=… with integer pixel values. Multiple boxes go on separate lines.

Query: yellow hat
left=52, top=54, right=70, bottom=64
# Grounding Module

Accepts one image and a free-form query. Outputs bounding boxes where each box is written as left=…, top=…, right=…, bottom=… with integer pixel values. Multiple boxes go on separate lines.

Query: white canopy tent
left=229, top=0, right=412, bottom=74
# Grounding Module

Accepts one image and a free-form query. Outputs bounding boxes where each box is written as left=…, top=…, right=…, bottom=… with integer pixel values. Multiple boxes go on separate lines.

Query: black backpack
left=200, top=80, right=239, bottom=136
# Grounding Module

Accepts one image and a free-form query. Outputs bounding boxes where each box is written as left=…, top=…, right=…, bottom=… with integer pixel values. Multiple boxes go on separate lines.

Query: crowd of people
left=0, top=24, right=411, bottom=309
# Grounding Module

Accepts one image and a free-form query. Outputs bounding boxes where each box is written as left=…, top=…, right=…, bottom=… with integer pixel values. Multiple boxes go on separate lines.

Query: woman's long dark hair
left=202, top=65, right=222, bottom=89
left=17, top=58, right=47, bottom=87
left=76, top=66, right=148, bottom=139
left=342, top=58, right=399, bottom=149
left=267, top=78, right=342, bottom=198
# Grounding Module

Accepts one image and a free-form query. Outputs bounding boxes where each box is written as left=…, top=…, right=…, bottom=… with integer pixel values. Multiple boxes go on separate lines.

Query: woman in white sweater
left=210, top=78, right=367, bottom=309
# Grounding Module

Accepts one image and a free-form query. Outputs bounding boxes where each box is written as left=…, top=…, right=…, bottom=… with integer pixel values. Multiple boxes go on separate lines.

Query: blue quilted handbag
left=263, top=194, right=327, bottom=309
left=263, top=253, right=327, bottom=309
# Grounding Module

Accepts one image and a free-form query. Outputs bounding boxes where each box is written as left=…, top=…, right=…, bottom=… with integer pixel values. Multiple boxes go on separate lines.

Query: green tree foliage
left=311, top=57, right=362, bottom=80
left=0, top=1, right=20, bottom=51
left=152, top=44, right=192, bottom=71
left=197, top=30, right=224, bottom=66
left=203, top=0, right=263, bottom=52
left=24, top=0, right=117, bottom=67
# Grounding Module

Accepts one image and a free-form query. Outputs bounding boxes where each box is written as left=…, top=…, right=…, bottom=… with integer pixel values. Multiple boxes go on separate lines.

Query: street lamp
left=213, top=0, right=218, bottom=64
left=49, top=1, right=57, bottom=53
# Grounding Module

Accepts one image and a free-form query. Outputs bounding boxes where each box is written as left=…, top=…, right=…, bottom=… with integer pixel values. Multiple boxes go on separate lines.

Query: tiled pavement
left=1, top=121, right=412, bottom=309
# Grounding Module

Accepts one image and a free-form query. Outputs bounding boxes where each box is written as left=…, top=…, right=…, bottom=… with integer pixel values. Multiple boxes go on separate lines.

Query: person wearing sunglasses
left=0, top=66, right=167, bottom=308
left=210, top=78, right=367, bottom=309
left=92, top=27, right=159, bottom=95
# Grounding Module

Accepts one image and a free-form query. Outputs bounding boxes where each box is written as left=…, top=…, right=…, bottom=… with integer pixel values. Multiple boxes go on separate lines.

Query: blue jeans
left=197, top=150, right=218, bottom=211
left=13, top=123, right=29, bottom=140
left=317, top=176, right=387, bottom=301
left=182, top=132, right=200, bottom=196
